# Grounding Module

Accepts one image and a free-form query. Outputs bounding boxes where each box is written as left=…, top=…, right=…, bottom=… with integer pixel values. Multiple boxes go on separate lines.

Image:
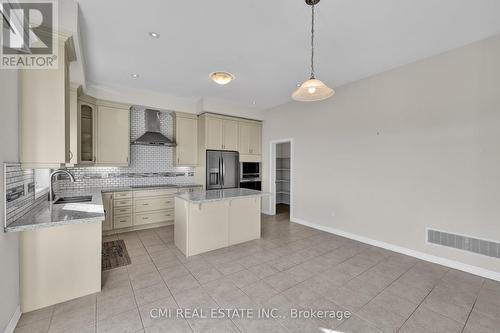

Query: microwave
left=240, top=162, right=261, bottom=180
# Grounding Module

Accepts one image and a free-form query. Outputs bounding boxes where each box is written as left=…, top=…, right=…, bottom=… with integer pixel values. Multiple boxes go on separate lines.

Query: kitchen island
left=174, top=188, right=267, bottom=257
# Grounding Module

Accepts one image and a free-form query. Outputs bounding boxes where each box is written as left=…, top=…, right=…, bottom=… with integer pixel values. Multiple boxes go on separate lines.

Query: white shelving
left=276, top=142, right=290, bottom=205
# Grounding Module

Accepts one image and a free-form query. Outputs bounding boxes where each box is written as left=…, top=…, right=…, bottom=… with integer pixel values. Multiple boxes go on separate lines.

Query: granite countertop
left=101, top=184, right=203, bottom=193
left=5, top=189, right=105, bottom=232
left=175, top=188, right=269, bottom=203
left=5, top=184, right=203, bottom=232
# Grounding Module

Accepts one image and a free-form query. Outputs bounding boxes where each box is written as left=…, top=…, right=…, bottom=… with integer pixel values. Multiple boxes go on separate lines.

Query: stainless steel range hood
left=132, top=109, right=176, bottom=146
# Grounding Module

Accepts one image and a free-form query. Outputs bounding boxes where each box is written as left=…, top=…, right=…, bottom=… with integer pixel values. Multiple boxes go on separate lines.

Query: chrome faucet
left=49, top=169, right=76, bottom=201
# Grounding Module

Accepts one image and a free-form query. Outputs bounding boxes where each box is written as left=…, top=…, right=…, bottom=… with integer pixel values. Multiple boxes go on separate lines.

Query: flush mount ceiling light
left=292, top=0, right=334, bottom=102
left=149, top=32, right=160, bottom=38
left=210, top=71, right=234, bottom=85
left=130, top=73, right=139, bottom=78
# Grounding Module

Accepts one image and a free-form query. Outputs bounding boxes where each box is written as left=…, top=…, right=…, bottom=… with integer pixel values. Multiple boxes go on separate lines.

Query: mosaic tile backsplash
left=56, top=109, right=196, bottom=191
left=4, top=163, right=45, bottom=227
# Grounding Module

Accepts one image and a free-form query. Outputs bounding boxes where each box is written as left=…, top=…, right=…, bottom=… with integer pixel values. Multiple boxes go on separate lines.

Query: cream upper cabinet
left=175, top=114, right=198, bottom=166
left=238, top=123, right=252, bottom=155
left=19, top=33, right=76, bottom=168
left=77, top=97, right=97, bottom=165
left=67, top=84, right=80, bottom=166
left=204, top=115, right=238, bottom=151
left=206, top=117, right=224, bottom=150
left=97, top=105, right=130, bottom=166
left=222, top=120, right=238, bottom=151
left=249, top=123, right=262, bottom=155
left=238, top=122, right=261, bottom=155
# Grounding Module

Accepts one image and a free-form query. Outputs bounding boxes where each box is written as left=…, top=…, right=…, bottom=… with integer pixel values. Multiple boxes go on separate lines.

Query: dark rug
left=102, top=239, right=131, bottom=271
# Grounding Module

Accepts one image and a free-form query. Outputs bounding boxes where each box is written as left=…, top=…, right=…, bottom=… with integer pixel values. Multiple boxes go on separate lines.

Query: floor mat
left=102, top=239, right=131, bottom=271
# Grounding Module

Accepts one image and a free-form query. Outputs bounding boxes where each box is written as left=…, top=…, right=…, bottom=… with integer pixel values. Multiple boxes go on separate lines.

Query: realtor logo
left=1, top=0, right=58, bottom=68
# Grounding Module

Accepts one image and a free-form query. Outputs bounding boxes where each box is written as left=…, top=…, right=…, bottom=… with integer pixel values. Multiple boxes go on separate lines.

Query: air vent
left=427, top=229, right=500, bottom=259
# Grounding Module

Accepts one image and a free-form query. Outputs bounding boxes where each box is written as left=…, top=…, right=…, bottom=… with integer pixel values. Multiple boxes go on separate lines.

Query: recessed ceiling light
left=149, top=32, right=160, bottom=38
left=252, top=101, right=257, bottom=105
left=130, top=73, right=139, bottom=78
left=210, top=71, right=234, bottom=85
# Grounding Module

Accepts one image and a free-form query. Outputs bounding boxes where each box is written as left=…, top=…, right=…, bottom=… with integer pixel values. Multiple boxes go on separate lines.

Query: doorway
left=270, top=140, right=292, bottom=218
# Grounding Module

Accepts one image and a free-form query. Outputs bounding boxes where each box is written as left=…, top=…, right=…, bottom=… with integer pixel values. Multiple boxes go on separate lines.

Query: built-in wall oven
left=240, top=162, right=261, bottom=190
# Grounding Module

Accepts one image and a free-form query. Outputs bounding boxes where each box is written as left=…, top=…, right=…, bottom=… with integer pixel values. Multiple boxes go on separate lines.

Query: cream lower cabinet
left=134, top=190, right=175, bottom=227
left=175, top=113, right=198, bottom=166
left=102, top=193, right=113, bottom=231
left=113, top=192, right=133, bottom=229
left=103, top=187, right=201, bottom=234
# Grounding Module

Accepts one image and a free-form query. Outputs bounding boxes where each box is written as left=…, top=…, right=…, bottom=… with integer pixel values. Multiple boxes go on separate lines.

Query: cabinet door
left=19, top=42, right=69, bottom=168
left=97, top=106, right=130, bottom=165
left=78, top=101, right=96, bottom=164
left=238, top=122, right=252, bottom=154
left=176, top=117, right=198, bottom=165
left=206, top=117, right=223, bottom=150
left=249, top=124, right=262, bottom=155
left=102, top=193, right=113, bottom=231
left=228, top=197, right=261, bottom=245
left=222, top=119, right=238, bottom=151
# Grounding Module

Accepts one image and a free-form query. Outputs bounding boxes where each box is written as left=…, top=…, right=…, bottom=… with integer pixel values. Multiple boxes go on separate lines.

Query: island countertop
left=175, top=188, right=268, bottom=203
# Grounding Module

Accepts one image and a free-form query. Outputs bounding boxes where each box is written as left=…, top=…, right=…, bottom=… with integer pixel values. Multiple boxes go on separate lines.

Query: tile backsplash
left=56, top=109, right=196, bottom=191
left=4, top=163, right=45, bottom=227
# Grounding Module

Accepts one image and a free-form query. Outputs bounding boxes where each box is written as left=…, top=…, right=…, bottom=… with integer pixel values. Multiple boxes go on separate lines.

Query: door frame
left=269, top=139, right=293, bottom=217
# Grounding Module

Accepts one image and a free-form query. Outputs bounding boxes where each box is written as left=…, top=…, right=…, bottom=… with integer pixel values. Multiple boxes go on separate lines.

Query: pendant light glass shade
left=292, top=78, right=334, bottom=102
left=292, top=0, right=334, bottom=102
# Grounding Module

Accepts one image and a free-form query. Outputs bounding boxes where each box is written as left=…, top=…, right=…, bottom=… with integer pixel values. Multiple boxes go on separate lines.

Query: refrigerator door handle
left=218, top=156, right=222, bottom=186
left=221, top=154, right=225, bottom=185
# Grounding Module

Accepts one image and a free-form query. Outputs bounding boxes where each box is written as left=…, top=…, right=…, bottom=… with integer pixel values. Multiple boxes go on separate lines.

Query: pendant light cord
left=310, top=4, right=315, bottom=79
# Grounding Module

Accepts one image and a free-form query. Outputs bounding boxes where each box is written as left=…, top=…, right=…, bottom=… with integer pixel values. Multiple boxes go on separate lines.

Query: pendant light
left=292, top=0, right=334, bottom=102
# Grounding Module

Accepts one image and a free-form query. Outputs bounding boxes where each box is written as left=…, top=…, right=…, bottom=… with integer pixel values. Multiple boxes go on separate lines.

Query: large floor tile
left=134, top=282, right=172, bottom=306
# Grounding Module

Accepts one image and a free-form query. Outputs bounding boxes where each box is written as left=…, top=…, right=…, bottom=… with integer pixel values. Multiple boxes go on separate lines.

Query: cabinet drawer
left=113, top=215, right=133, bottom=229
left=134, top=189, right=177, bottom=198
left=114, top=206, right=133, bottom=215
left=114, top=199, right=132, bottom=207
left=114, top=191, right=132, bottom=199
left=135, top=210, right=174, bottom=226
left=135, top=197, right=174, bottom=212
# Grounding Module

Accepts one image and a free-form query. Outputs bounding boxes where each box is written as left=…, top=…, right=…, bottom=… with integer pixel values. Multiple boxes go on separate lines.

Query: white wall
left=262, top=34, right=500, bottom=276
left=0, top=70, right=20, bottom=331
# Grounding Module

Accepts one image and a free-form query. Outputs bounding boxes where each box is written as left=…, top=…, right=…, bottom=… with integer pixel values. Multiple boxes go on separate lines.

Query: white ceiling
left=77, top=0, right=500, bottom=111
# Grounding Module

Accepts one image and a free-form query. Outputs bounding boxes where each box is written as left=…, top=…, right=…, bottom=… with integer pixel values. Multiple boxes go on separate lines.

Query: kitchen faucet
left=49, top=169, right=76, bottom=201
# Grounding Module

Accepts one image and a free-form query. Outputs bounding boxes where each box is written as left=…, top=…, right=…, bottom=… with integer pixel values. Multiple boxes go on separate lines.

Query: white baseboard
left=3, top=306, right=21, bottom=333
left=261, top=210, right=274, bottom=216
left=291, top=216, right=500, bottom=282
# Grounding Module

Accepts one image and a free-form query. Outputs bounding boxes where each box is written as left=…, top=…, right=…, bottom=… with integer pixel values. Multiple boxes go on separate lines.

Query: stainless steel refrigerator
left=206, top=150, right=239, bottom=190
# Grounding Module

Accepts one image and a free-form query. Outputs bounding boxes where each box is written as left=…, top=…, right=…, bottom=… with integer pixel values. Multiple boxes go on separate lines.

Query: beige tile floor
left=15, top=213, right=500, bottom=333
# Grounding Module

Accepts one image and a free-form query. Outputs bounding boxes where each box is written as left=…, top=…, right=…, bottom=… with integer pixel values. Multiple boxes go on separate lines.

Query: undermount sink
left=53, top=196, right=92, bottom=204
